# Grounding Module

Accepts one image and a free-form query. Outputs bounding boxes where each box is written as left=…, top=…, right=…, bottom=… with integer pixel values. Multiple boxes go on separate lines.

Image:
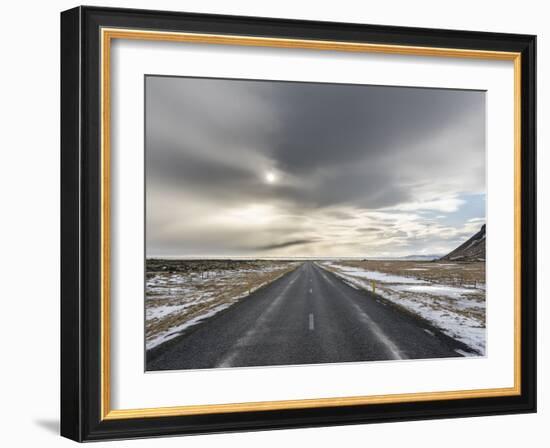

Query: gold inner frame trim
left=100, top=27, right=522, bottom=421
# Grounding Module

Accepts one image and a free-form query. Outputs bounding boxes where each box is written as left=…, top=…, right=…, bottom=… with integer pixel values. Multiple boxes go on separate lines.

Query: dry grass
left=337, top=260, right=485, bottom=288
left=145, top=260, right=300, bottom=348
left=321, top=260, right=486, bottom=353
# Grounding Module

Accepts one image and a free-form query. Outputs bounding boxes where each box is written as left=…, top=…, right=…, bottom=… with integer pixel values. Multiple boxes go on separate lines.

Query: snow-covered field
left=146, top=260, right=300, bottom=350
left=320, top=261, right=486, bottom=354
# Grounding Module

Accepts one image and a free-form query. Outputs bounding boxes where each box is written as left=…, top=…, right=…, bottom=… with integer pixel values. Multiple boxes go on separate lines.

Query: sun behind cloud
left=264, top=171, right=278, bottom=184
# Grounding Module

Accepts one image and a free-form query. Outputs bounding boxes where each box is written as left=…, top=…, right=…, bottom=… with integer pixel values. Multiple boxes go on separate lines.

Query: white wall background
left=0, top=0, right=546, bottom=446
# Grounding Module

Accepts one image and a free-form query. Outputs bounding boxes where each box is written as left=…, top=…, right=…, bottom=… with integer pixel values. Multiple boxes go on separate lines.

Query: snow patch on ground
left=391, top=284, right=479, bottom=299
left=146, top=302, right=235, bottom=350
left=325, top=263, right=427, bottom=284
left=321, top=262, right=486, bottom=355
left=146, top=263, right=299, bottom=350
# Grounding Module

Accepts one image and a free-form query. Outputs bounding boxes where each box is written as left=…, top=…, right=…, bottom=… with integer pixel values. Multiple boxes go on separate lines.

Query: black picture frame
left=61, top=5, right=536, bottom=442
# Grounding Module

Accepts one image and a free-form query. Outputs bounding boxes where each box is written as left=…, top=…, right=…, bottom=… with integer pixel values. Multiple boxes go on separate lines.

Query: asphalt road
left=147, top=261, right=469, bottom=371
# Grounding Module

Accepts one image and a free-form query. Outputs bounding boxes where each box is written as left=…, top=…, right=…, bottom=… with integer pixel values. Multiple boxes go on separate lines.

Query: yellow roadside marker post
left=371, top=281, right=376, bottom=294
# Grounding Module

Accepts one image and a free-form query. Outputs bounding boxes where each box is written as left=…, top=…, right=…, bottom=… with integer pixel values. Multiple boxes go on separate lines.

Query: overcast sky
left=145, top=76, right=485, bottom=258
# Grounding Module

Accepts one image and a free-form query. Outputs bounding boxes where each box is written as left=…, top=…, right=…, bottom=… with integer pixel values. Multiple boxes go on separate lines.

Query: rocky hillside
left=440, top=224, right=486, bottom=262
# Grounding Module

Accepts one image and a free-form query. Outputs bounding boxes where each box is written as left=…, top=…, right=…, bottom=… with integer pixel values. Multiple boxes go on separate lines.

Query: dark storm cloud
left=254, top=239, right=318, bottom=251
left=357, top=227, right=383, bottom=233
left=145, top=76, right=486, bottom=257
left=265, top=83, right=482, bottom=175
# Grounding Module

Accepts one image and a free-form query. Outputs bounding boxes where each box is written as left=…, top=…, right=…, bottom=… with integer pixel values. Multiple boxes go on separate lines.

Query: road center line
left=309, top=313, right=315, bottom=331
left=309, top=288, right=313, bottom=294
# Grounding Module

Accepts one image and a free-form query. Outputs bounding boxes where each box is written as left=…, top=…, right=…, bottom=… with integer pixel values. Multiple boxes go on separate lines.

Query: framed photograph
left=60, top=6, right=536, bottom=441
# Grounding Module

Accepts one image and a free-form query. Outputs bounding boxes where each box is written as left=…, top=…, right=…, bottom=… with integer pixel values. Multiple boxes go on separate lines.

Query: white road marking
left=309, top=313, right=315, bottom=330
left=309, top=288, right=313, bottom=294
left=349, top=302, right=403, bottom=360
left=317, top=265, right=404, bottom=359
left=423, top=329, right=435, bottom=336
left=454, top=349, right=476, bottom=357
left=320, top=272, right=333, bottom=285
left=343, top=280, right=359, bottom=290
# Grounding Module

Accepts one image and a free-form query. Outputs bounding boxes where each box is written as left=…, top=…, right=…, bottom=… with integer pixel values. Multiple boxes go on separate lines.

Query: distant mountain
left=356, top=255, right=440, bottom=261
left=399, top=254, right=442, bottom=261
left=440, top=224, right=486, bottom=262
left=358, top=254, right=442, bottom=261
